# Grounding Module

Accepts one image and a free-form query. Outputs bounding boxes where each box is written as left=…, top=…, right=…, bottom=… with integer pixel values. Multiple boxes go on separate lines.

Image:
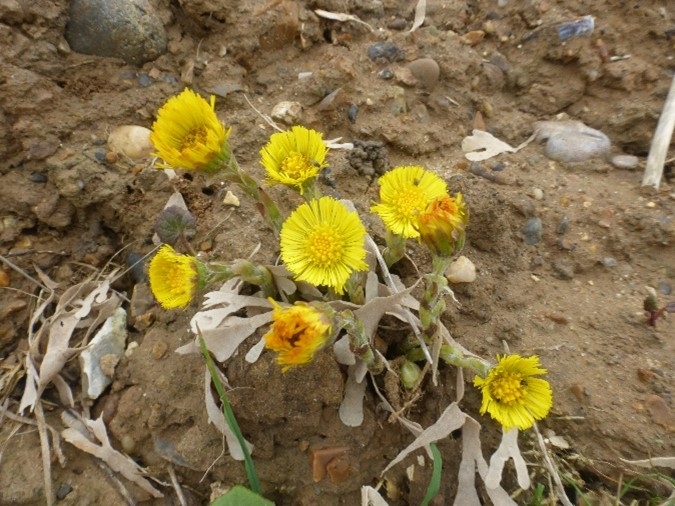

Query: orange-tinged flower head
left=151, top=88, right=232, bottom=172
left=148, top=244, right=206, bottom=309
left=371, top=166, right=448, bottom=238
left=417, top=193, right=468, bottom=257
left=473, top=354, right=553, bottom=431
left=263, top=299, right=333, bottom=372
left=260, top=126, right=328, bottom=195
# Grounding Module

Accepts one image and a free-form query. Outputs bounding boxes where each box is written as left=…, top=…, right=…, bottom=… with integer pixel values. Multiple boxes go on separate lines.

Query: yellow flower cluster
left=263, top=300, right=333, bottom=371
left=371, top=166, right=448, bottom=239
left=280, top=197, right=368, bottom=295
left=260, top=126, right=328, bottom=195
left=150, top=88, right=232, bottom=173
left=474, top=354, right=553, bottom=431
left=148, top=244, right=203, bottom=309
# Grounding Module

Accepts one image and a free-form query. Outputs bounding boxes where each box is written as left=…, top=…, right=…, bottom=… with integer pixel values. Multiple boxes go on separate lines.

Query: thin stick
left=533, top=423, right=574, bottom=506
left=643, top=75, right=675, bottom=189
left=168, top=465, right=188, bottom=506
left=34, top=402, right=54, bottom=506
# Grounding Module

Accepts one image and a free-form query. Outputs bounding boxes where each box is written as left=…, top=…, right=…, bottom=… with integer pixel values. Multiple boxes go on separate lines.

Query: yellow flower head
left=371, top=166, right=448, bottom=239
left=417, top=193, right=468, bottom=257
left=151, top=88, right=232, bottom=172
left=473, top=354, right=553, bottom=431
left=148, top=244, right=205, bottom=309
left=263, top=299, right=333, bottom=372
left=280, top=197, right=368, bottom=294
left=260, top=126, right=328, bottom=194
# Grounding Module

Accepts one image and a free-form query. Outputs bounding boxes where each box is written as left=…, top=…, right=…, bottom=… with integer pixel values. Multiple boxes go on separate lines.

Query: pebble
left=0, top=270, right=9, bottom=287
left=446, top=256, right=477, bottom=283
left=271, top=101, right=302, bottom=125
left=552, top=260, right=575, bottom=280
left=347, top=103, right=358, bottom=123
left=535, top=121, right=610, bottom=163
left=151, top=339, right=168, bottom=360
left=222, top=191, right=240, bottom=206
left=80, top=308, right=128, bottom=400
left=65, top=0, right=167, bottom=65
left=545, top=132, right=610, bottom=163
left=462, top=30, right=486, bottom=46
left=387, top=17, right=407, bottom=30
left=557, top=216, right=569, bottom=234
left=367, top=42, right=405, bottom=62
left=610, top=154, right=639, bottom=169
left=56, top=484, right=73, bottom=500
left=658, top=281, right=672, bottom=296
left=30, top=172, right=48, bottom=183
left=377, top=68, right=394, bottom=80
left=532, top=188, right=544, bottom=200
left=406, top=58, right=440, bottom=90
left=602, top=257, right=617, bottom=268
left=523, top=217, right=542, bottom=245
left=107, top=125, right=154, bottom=160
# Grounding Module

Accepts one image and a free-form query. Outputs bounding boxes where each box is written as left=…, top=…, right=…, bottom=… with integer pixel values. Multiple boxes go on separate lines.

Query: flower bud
left=400, top=360, right=422, bottom=389
left=417, top=193, right=468, bottom=258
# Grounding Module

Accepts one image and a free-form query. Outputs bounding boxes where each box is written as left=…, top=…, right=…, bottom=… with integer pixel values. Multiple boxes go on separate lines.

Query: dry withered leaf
left=62, top=416, right=163, bottom=498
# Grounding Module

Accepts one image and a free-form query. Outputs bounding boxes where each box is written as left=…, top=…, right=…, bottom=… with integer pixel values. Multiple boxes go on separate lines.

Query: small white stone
left=107, top=125, right=154, bottom=160
left=271, top=101, right=303, bottom=125
left=532, top=188, right=544, bottom=200
left=446, top=255, right=476, bottom=283
left=80, top=308, right=127, bottom=400
left=222, top=191, right=240, bottom=207
left=610, top=154, right=639, bottom=169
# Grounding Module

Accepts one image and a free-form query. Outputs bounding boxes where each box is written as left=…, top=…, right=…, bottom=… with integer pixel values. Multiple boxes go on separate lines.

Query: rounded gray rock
left=66, top=0, right=167, bottom=65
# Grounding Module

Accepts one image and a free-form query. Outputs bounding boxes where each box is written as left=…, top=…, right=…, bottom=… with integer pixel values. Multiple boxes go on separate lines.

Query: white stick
left=643, top=75, right=675, bottom=189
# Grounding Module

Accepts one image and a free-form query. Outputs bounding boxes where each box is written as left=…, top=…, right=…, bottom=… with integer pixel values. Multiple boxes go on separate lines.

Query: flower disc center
left=181, top=126, right=209, bottom=152
left=490, top=372, right=526, bottom=406
left=305, top=225, right=342, bottom=266
left=393, top=187, right=426, bottom=220
left=281, top=151, right=314, bottom=179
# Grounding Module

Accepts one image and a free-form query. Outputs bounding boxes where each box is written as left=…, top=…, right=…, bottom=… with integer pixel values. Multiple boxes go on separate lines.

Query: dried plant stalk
left=643, top=74, right=675, bottom=189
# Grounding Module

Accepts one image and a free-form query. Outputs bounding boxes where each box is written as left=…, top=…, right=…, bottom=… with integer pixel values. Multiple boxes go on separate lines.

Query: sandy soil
left=1, top=0, right=674, bottom=504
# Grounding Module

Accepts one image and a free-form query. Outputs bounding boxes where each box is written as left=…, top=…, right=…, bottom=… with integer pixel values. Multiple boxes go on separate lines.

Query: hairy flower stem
left=382, top=230, right=407, bottom=267
left=407, top=344, right=490, bottom=378
left=230, top=260, right=277, bottom=299
left=337, top=310, right=384, bottom=374
left=220, top=156, right=284, bottom=235
left=204, top=260, right=277, bottom=299
left=419, top=255, right=453, bottom=343
left=301, top=181, right=322, bottom=202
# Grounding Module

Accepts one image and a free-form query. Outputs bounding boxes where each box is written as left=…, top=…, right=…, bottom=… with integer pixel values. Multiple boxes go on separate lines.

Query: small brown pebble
left=544, top=312, right=569, bottom=324
left=472, top=110, right=486, bottom=131
left=636, top=368, right=657, bottom=383
left=406, top=58, right=440, bottom=90
left=326, top=455, right=350, bottom=484
left=151, top=339, right=168, bottom=360
left=569, top=383, right=586, bottom=402
left=311, top=447, right=348, bottom=482
left=0, top=270, right=9, bottom=287
left=595, top=38, right=609, bottom=63
left=199, top=239, right=213, bottom=252
left=462, top=30, right=485, bottom=46
left=105, top=151, right=119, bottom=163
left=645, top=395, right=674, bottom=430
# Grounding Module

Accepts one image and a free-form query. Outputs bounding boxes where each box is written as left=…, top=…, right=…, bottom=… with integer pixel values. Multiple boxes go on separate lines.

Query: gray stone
left=523, top=217, right=542, bottom=245
left=65, top=0, right=166, bottom=65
